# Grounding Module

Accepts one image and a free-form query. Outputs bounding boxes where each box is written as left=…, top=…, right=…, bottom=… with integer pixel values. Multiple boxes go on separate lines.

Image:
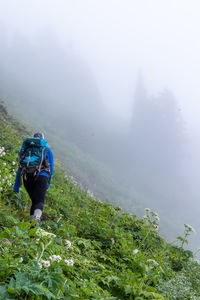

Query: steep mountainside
left=0, top=103, right=200, bottom=299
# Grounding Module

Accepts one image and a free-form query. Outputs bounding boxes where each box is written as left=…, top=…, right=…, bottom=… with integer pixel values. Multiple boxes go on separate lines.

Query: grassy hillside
left=3, top=98, right=188, bottom=248
left=0, top=104, right=200, bottom=299
left=3, top=98, right=145, bottom=214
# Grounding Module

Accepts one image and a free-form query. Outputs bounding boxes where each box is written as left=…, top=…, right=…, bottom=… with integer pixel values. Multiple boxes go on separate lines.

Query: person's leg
left=31, top=175, right=48, bottom=222
left=23, top=174, right=35, bottom=217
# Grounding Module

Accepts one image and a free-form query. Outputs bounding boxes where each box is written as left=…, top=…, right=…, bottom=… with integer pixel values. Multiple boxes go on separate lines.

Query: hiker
left=13, top=132, right=53, bottom=223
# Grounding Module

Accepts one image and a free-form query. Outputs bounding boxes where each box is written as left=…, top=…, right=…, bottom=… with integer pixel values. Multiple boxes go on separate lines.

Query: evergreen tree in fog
left=129, top=75, right=186, bottom=200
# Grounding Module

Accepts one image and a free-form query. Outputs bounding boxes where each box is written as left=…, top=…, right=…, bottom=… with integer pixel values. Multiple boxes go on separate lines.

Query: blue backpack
left=18, top=138, right=50, bottom=177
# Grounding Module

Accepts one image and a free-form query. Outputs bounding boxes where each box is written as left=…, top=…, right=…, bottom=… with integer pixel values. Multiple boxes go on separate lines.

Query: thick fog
left=1, top=0, right=200, bottom=247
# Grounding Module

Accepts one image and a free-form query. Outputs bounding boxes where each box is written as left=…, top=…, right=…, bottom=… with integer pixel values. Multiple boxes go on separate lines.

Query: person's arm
left=13, top=168, right=20, bottom=193
left=46, top=147, right=54, bottom=190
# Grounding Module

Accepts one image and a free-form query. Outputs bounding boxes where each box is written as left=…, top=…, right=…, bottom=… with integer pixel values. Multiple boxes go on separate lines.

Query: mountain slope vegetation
left=0, top=103, right=200, bottom=299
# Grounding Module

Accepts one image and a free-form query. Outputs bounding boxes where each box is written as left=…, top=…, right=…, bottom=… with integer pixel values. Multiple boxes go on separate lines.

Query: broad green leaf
left=6, top=216, right=19, bottom=225
left=0, top=285, right=14, bottom=300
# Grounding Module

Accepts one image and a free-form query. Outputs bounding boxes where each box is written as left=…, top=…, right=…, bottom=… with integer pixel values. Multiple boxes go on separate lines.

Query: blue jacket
left=13, top=147, right=54, bottom=193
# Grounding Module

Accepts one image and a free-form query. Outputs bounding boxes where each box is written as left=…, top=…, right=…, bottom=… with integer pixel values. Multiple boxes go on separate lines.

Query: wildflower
left=12, top=161, right=16, bottom=165
left=56, top=255, right=60, bottom=260
left=145, top=208, right=151, bottom=212
left=184, top=224, right=195, bottom=233
left=19, top=257, right=23, bottom=263
left=65, top=240, right=72, bottom=248
left=111, top=238, right=115, bottom=244
left=0, top=187, right=3, bottom=191
left=64, top=259, right=74, bottom=266
left=3, top=162, right=6, bottom=166
left=133, top=249, right=139, bottom=255
left=49, top=255, right=62, bottom=262
left=36, top=228, right=56, bottom=240
left=56, top=255, right=62, bottom=262
left=146, top=259, right=159, bottom=267
left=42, top=260, right=51, bottom=268
left=0, top=151, right=6, bottom=157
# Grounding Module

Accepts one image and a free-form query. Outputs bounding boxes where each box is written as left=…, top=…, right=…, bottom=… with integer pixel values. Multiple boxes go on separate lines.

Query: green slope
left=0, top=104, right=200, bottom=299
left=3, top=97, right=145, bottom=215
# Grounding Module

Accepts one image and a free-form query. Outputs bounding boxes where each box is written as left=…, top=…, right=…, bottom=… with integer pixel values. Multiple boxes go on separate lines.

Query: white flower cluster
left=145, top=208, right=160, bottom=220
left=6, top=180, right=12, bottom=187
left=49, top=255, right=62, bottom=262
left=38, top=255, right=74, bottom=269
left=40, top=260, right=51, bottom=268
left=144, top=208, right=160, bottom=224
left=0, top=145, right=16, bottom=193
left=12, top=168, right=16, bottom=176
left=0, top=146, right=6, bottom=157
left=36, top=228, right=56, bottom=240
left=111, top=238, right=115, bottom=244
left=64, top=259, right=74, bottom=266
left=146, top=259, right=159, bottom=267
left=133, top=249, right=139, bottom=255
left=0, top=174, right=12, bottom=191
left=145, top=208, right=151, bottom=212
left=184, top=223, right=195, bottom=233
left=65, top=240, right=72, bottom=248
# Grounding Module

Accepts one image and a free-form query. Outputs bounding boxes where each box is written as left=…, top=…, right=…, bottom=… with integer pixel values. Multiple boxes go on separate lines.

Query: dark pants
left=23, top=174, right=48, bottom=216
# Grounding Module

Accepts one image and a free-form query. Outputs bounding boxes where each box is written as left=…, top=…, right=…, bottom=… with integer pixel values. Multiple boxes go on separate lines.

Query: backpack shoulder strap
left=40, top=139, right=48, bottom=148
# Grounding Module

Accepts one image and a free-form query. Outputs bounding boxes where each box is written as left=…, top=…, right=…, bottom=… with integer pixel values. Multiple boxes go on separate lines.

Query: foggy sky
left=1, top=0, right=200, bottom=134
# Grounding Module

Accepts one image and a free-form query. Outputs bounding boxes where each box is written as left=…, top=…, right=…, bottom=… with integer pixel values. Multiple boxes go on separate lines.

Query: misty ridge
left=0, top=30, right=198, bottom=242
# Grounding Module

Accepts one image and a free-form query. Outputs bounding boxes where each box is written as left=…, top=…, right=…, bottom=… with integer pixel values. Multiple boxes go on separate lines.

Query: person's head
left=33, top=132, right=44, bottom=139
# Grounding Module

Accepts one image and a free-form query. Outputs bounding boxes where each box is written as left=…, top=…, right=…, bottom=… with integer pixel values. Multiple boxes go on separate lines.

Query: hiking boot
left=33, top=209, right=42, bottom=224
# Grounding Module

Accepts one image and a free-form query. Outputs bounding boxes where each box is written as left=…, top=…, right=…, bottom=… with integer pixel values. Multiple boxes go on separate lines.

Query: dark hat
left=34, top=132, right=44, bottom=139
